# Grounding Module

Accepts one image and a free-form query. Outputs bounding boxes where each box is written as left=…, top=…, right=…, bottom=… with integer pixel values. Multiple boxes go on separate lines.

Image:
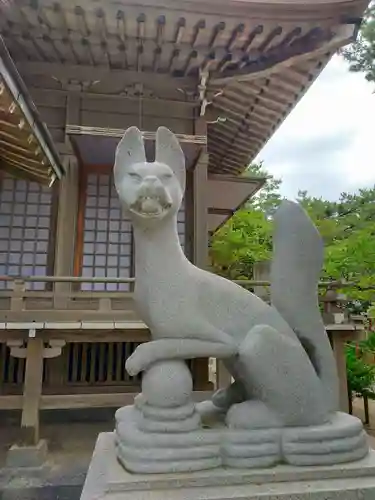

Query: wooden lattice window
left=178, top=198, right=186, bottom=251
left=76, top=171, right=133, bottom=291
left=0, top=174, right=54, bottom=289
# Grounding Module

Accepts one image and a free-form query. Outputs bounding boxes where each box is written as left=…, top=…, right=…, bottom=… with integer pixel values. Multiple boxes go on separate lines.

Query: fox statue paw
left=126, top=344, right=151, bottom=376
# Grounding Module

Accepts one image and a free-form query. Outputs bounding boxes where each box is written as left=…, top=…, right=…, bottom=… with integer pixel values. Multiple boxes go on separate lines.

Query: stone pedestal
left=81, top=432, right=375, bottom=500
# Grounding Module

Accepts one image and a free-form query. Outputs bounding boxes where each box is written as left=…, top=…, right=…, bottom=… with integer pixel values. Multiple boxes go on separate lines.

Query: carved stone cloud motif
left=113, top=126, right=368, bottom=473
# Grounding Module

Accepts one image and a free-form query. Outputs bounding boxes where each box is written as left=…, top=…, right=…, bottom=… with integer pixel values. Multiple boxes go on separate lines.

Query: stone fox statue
left=114, top=126, right=339, bottom=428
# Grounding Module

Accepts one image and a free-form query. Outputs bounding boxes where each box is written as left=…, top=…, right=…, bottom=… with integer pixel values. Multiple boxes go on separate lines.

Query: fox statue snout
left=129, top=176, right=173, bottom=219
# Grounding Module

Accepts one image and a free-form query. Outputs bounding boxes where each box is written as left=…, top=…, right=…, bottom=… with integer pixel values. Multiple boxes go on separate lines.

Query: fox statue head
left=114, top=126, right=185, bottom=228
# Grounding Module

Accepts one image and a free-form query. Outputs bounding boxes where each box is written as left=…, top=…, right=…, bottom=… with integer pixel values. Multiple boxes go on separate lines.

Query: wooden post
left=330, top=328, right=361, bottom=414
left=191, top=118, right=211, bottom=389
left=192, top=150, right=209, bottom=269
left=53, top=155, right=79, bottom=308
left=216, top=360, right=233, bottom=390
left=10, top=279, right=26, bottom=311
left=253, top=261, right=271, bottom=300
left=47, top=344, right=66, bottom=388
left=20, top=337, right=44, bottom=445
left=331, top=334, right=349, bottom=413
left=192, top=358, right=213, bottom=391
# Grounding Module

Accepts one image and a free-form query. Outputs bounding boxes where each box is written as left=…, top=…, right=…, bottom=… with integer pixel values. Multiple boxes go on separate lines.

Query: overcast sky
left=255, top=55, right=375, bottom=201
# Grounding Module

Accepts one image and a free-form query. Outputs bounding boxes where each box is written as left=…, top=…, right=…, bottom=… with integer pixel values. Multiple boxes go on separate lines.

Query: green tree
left=209, top=207, right=273, bottom=279
left=342, top=2, right=375, bottom=85
left=210, top=163, right=281, bottom=279
left=296, top=188, right=375, bottom=302
left=243, top=161, right=283, bottom=215
left=346, top=340, right=375, bottom=397
left=211, top=167, right=375, bottom=305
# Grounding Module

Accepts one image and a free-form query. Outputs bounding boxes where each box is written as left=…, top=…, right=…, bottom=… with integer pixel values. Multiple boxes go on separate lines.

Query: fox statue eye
left=128, top=172, right=141, bottom=180
left=162, top=173, right=173, bottom=180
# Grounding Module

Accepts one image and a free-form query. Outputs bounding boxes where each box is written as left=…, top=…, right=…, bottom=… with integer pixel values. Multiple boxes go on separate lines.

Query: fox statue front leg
left=125, top=337, right=237, bottom=377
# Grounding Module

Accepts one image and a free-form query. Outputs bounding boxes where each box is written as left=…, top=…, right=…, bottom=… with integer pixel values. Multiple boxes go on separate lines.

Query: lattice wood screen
left=0, top=174, right=54, bottom=289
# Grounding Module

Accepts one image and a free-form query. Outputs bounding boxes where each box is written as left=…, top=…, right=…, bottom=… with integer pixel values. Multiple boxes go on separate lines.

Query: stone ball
left=142, top=360, right=192, bottom=408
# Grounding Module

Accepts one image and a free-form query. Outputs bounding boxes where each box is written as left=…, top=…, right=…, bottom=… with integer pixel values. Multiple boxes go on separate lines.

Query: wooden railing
left=0, top=276, right=139, bottom=323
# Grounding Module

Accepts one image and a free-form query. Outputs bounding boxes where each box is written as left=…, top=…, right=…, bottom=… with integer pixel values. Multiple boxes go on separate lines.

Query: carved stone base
left=223, top=411, right=369, bottom=468
left=115, top=360, right=221, bottom=473
left=115, top=406, right=221, bottom=473
left=81, top=432, right=375, bottom=500
left=115, top=361, right=369, bottom=473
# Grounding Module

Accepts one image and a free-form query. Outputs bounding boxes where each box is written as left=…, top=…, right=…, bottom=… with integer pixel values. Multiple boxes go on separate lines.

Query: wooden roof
left=0, top=36, right=63, bottom=184
left=0, top=0, right=368, bottom=176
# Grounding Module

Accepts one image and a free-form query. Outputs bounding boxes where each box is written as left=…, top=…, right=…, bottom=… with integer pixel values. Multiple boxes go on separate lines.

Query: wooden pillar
left=192, top=150, right=209, bottom=269
left=20, top=338, right=44, bottom=445
left=53, top=155, right=79, bottom=306
left=192, top=358, right=212, bottom=391
left=191, top=118, right=211, bottom=389
left=54, top=154, right=79, bottom=276
left=5, top=339, right=66, bottom=466
left=330, top=328, right=361, bottom=414
left=49, top=155, right=79, bottom=391
left=193, top=116, right=208, bottom=270
left=331, top=333, right=349, bottom=413
left=253, top=261, right=271, bottom=300
left=216, top=360, right=233, bottom=390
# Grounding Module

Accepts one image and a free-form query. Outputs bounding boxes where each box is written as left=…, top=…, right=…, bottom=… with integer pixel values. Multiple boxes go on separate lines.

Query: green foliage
left=243, top=161, right=283, bottom=215
left=210, top=207, right=273, bottom=279
left=346, top=334, right=375, bottom=397
left=342, top=3, right=375, bottom=85
left=210, top=163, right=279, bottom=278
left=297, top=189, right=375, bottom=302
left=211, top=165, right=375, bottom=305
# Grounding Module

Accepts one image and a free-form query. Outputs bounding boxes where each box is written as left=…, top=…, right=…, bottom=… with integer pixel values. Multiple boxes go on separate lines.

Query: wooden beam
left=66, top=125, right=207, bottom=144
left=19, top=62, right=197, bottom=91
left=28, top=86, right=198, bottom=109
left=0, top=390, right=214, bottom=411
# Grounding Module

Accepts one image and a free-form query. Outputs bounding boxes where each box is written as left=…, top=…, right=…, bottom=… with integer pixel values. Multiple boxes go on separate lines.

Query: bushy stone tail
left=271, top=200, right=339, bottom=413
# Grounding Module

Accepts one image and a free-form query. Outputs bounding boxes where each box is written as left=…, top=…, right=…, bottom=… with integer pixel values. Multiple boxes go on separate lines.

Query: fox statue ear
left=114, top=126, right=146, bottom=193
left=155, top=126, right=186, bottom=192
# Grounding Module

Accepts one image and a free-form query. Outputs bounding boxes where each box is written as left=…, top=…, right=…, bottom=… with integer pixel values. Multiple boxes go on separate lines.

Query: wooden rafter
left=0, top=39, right=63, bottom=184
left=0, top=0, right=366, bottom=176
